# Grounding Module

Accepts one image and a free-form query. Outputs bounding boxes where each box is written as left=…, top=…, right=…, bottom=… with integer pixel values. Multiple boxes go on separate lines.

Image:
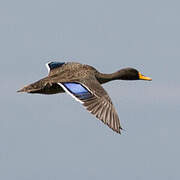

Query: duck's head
left=118, top=68, right=152, bottom=81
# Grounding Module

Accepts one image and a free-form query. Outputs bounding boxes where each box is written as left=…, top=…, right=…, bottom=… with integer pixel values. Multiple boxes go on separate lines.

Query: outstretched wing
left=58, top=78, right=122, bottom=134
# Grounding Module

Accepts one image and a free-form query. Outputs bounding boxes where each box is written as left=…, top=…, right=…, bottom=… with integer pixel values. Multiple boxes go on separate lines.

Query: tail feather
left=17, top=80, right=44, bottom=93
left=17, top=80, right=65, bottom=94
left=17, top=85, right=41, bottom=93
left=17, top=87, right=27, bottom=93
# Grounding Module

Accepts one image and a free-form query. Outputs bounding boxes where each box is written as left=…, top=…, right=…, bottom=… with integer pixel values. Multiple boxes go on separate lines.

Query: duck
left=17, top=62, right=152, bottom=134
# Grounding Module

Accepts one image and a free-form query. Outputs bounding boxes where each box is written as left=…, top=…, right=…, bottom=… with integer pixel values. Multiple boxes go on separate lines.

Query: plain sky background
left=0, top=0, right=180, bottom=179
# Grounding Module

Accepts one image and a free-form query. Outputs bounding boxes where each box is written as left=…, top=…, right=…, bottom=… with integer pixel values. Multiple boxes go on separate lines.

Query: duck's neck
left=96, top=70, right=124, bottom=84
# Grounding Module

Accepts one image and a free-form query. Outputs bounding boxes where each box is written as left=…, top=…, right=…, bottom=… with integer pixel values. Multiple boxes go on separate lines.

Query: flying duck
left=17, top=62, right=152, bottom=134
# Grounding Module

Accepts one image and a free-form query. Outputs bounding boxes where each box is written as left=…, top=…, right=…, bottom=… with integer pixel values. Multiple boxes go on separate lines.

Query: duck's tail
left=17, top=78, right=64, bottom=95
left=17, top=79, right=44, bottom=93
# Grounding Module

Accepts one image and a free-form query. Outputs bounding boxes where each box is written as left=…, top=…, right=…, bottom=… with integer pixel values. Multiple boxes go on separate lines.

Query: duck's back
left=47, top=62, right=81, bottom=76
left=48, top=62, right=97, bottom=82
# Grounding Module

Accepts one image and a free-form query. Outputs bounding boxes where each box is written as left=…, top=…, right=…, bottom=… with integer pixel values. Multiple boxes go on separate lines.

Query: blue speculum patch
left=64, top=82, right=88, bottom=93
left=48, top=62, right=65, bottom=69
left=63, top=82, right=93, bottom=100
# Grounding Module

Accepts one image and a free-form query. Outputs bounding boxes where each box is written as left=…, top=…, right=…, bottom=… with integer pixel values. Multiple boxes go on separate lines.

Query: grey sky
left=0, top=0, right=180, bottom=179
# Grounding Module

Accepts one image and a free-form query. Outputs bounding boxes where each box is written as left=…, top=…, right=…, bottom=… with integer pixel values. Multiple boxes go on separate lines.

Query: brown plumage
left=17, top=62, right=152, bottom=134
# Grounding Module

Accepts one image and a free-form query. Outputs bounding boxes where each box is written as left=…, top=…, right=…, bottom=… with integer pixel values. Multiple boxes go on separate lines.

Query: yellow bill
left=139, top=72, right=152, bottom=81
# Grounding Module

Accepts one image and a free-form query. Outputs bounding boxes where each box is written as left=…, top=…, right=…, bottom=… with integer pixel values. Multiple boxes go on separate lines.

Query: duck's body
left=18, top=62, right=152, bottom=134
left=19, top=62, right=97, bottom=94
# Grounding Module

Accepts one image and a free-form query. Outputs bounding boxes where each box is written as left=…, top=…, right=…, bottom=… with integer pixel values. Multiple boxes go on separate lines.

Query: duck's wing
left=58, top=77, right=122, bottom=134
left=46, top=62, right=65, bottom=76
